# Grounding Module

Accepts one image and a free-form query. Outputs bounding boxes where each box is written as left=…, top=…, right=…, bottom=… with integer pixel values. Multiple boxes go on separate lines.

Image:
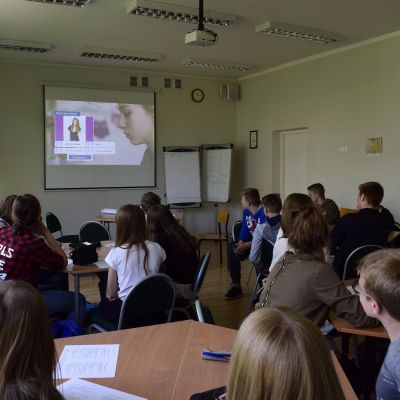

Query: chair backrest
left=232, top=220, right=242, bottom=242
left=260, top=240, right=274, bottom=270
left=118, top=273, right=176, bottom=330
left=217, top=208, right=230, bottom=237
left=45, top=212, right=62, bottom=235
left=79, top=221, right=110, bottom=242
left=339, top=208, right=358, bottom=218
left=190, top=251, right=211, bottom=299
left=342, top=245, right=383, bottom=280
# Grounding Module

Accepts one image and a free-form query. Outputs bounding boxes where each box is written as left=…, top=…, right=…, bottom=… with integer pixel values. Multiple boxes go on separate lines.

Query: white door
left=281, top=131, right=308, bottom=199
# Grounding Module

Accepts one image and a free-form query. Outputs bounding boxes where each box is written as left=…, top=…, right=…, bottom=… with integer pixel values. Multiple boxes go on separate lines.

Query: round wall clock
left=191, top=88, right=205, bottom=102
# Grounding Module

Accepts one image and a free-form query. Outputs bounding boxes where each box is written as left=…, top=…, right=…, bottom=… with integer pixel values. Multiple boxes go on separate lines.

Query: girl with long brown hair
left=0, top=280, right=63, bottom=400
left=99, top=204, right=165, bottom=322
left=146, top=205, right=198, bottom=297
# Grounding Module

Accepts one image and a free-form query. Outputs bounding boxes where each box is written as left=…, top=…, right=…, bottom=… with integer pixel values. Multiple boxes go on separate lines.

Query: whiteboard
left=164, top=148, right=201, bottom=204
left=202, top=145, right=232, bottom=202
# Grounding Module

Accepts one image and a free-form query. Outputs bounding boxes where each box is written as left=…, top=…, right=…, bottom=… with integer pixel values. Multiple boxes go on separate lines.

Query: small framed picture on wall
left=249, top=130, right=258, bottom=149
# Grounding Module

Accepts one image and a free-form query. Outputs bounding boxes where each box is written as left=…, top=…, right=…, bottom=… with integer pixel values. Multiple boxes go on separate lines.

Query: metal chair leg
left=246, top=265, right=254, bottom=286
left=247, top=272, right=261, bottom=315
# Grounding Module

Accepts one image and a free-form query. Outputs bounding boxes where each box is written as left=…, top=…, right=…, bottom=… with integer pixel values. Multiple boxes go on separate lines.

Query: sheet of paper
left=58, top=378, right=146, bottom=400
left=58, top=344, right=119, bottom=378
left=346, top=285, right=356, bottom=295
left=95, top=260, right=109, bottom=268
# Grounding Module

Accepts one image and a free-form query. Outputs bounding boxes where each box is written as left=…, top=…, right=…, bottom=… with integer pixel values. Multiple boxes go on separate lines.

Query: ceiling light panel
left=255, top=21, right=343, bottom=44
left=80, top=47, right=162, bottom=63
left=24, top=0, right=91, bottom=6
left=127, top=0, right=236, bottom=27
left=0, top=39, right=52, bottom=53
left=182, top=58, right=251, bottom=72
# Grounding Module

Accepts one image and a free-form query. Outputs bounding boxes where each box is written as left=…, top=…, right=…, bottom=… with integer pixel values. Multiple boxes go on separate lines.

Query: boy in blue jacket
left=225, top=188, right=265, bottom=299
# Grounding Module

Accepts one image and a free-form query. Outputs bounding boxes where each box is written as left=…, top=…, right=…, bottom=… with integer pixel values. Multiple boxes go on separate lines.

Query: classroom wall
left=0, top=61, right=238, bottom=235
left=237, top=33, right=400, bottom=221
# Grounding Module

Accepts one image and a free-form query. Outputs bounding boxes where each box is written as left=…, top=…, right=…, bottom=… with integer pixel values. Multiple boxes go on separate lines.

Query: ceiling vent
left=127, top=0, right=236, bottom=28
left=24, top=0, right=91, bottom=7
left=80, top=47, right=162, bottom=63
left=0, top=39, right=52, bottom=53
left=255, top=20, right=343, bottom=44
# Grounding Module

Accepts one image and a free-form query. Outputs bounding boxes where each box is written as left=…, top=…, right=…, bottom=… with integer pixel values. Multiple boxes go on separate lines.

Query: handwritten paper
left=58, top=345, right=119, bottom=378
left=58, top=378, right=146, bottom=400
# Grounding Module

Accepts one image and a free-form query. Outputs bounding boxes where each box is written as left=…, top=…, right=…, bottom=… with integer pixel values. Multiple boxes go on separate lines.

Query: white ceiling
left=1, top=0, right=400, bottom=78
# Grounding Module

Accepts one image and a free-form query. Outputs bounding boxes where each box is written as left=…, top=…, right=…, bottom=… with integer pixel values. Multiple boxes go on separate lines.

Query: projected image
left=46, top=100, right=154, bottom=166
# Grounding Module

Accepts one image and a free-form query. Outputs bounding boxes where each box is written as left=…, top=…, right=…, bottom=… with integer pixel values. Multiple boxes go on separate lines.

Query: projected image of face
left=117, top=104, right=154, bottom=146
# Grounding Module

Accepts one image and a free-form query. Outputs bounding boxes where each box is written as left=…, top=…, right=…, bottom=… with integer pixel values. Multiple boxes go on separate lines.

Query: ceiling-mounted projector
left=184, top=0, right=217, bottom=46
left=185, top=28, right=217, bottom=46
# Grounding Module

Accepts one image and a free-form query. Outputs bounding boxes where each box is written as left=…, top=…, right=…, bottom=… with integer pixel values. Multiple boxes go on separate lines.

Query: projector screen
left=44, top=85, right=156, bottom=189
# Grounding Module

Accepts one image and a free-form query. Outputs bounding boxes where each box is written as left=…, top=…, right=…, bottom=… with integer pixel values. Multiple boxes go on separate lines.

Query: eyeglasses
left=351, top=280, right=371, bottom=298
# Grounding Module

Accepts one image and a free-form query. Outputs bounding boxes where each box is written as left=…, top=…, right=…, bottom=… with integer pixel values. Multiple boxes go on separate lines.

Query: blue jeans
left=41, top=290, right=86, bottom=325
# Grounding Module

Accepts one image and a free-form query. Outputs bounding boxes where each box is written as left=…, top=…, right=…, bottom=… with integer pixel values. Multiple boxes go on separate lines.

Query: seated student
left=256, top=204, right=378, bottom=329
left=224, top=188, right=265, bottom=300
left=0, top=194, right=85, bottom=323
left=140, top=191, right=161, bottom=214
left=0, top=280, right=63, bottom=400
left=332, top=181, right=395, bottom=278
left=98, top=204, right=166, bottom=323
left=356, top=249, right=400, bottom=399
left=147, top=204, right=198, bottom=298
left=0, top=194, right=16, bottom=229
left=227, top=308, right=345, bottom=400
left=248, top=193, right=282, bottom=271
left=308, top=183, right=340, bottom=226
left=269, top=193, right=313, bottom=271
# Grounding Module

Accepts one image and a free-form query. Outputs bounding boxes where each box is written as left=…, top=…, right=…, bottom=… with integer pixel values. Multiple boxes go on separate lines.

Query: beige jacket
left=256, top=252, right=378, bottom=328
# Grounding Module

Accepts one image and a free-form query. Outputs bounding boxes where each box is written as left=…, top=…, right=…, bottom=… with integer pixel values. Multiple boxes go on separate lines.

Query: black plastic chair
left=173, top=251, right=211, bottom=321
left=342, top=245, right=383, bottom=280
left=79, top=221, right=111, bottom=242
left=232, top=220, right=242, bottom=242
left=248, top=240, right=274, bottom=314
left=45, top=212, right=79, bottom=243
left=90, top=274, right=176, bottom=332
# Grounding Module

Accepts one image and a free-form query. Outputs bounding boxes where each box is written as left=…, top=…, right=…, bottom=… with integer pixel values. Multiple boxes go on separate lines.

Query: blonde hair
left=357, top=249, right=400, bottom=320
left=227, top=308, right=345, bottom=400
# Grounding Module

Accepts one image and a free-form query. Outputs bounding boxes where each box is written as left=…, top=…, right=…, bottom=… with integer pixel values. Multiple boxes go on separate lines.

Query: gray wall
left=237, top=34, right=400, bottom=221
left=0, top=62, right=238, bottom=235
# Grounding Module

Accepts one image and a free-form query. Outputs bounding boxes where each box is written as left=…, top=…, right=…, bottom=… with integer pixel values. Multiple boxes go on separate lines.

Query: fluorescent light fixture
left=255, top=20, right=343, bottom=44
left=127, top=0, right=236, bottom=27
left=182, top=57, right=251, bottom=72
left=0, top=38, right=52, bottom=53
left=24, top=0, right=91, bottom=6
left=80, top=47, right=162, bottom=63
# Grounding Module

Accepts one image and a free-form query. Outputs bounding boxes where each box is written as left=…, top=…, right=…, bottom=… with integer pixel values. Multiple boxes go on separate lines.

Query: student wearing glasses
left=356, top=249, right=400, bottom=399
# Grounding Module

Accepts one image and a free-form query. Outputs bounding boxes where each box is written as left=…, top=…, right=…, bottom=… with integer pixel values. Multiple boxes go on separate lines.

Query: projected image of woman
left=117, top=104, right=154, bottom=165
left=68, top=117, right=81, bottom=141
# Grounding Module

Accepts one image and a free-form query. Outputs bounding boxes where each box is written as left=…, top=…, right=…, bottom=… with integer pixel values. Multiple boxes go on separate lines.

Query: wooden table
left=55, top=320, right=357, bottom=400
left=330, top=311, right=389, bottom=399
left=63, top=242, right=112, bottom=323
left=95, top=214, right=116, bottom=235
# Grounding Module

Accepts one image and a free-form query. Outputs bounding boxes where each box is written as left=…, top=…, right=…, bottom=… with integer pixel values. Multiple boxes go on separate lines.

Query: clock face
left=191, top=88, right=204, bottom=102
